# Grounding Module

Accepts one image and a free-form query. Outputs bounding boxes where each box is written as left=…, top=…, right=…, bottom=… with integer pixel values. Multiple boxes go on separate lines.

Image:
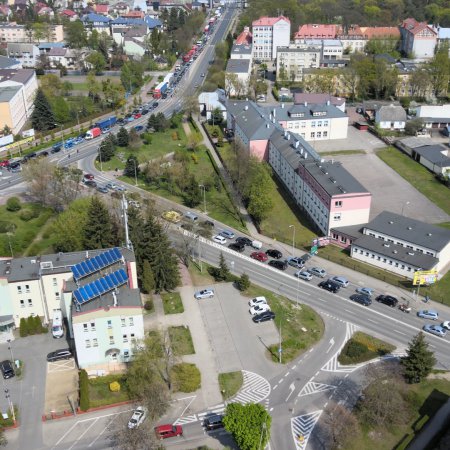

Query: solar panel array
left=73, top=269, right=128, bottom=305
left=71, top=248, right=122, bottom=281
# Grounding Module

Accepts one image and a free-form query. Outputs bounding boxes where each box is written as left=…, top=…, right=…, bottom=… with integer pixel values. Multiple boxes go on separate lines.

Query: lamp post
left=289, top=224, right=296, bottom=255
left=199, top=184, right=207, bottom=213
left=401, top=201, right=410, bottom=216
left=132, top=159, right=138, bottom=186
left=4, top=389, right=15, bottom=423
left=6, top=339, right=14, bottom=364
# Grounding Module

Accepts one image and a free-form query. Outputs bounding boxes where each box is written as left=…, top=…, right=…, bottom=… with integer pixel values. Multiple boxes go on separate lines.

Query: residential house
left=374, top=104, right=407, bottom=130
left=436, top=26, right=450, bottom=55
left=0, top=68, right=37, bottom=133
left=37, top=6, right=54, bottom=18
left=0, top=55, right=21, bottom=69
left=123, top=28, right=148, bottom=57
left=81, top=13, right=111, bottom=35
left=294, top=24, right=336, bottom=41
left=235, top=25, right=252, bottom=45
left=7, top=43, right=40, bottom=68
left=225, top=59, right=251, bottom=97
left=415, top=104, right=450, bottom=129
left=60, top=9, right=78, bottom=20
left=252, top=16, right=290, bottom=61
left=230, top=44, right=252, bottom=60
left=362, top=100, right=401, bottom=120
left=121, top=10, right=145, bottom=20
left=349, top=211, right=450, bottom=279
left=0, top=22, right=64, bottom=43
left=294, top=93, right=346, bottom=112
left=93, top=3, right=109, bottom=15
left=335, top=25, right=366, bottom=53
left=276, top=44, right=321, bottom=82
left=400, top=18, right=437, bottom=59
left=198, top=89, right=227, bottom=121
left=38, top=42, right=66, bottom=54
left=48, top=48, right=87, bottom=69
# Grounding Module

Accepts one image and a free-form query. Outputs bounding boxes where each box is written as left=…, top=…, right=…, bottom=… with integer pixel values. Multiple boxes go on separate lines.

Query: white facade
left=7, top=44, right=40, bottom=68
left=252, top=17, right=290, bottom=61
left=276, top=44, right=321, bottom=82
left=271, top=19, right=291, bottom=60
left=0, top=23, right=64, bottom=43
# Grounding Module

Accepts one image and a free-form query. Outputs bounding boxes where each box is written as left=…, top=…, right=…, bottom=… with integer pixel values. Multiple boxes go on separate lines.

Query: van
left=52, top=310, right=64, bottom=338
left=184, top=211, right=198, bottom=222
left=251, top=240, right=263, bottom=249
left=204, top=414, right=224, bottom=430
left=0, top=360, right=15, bottom=379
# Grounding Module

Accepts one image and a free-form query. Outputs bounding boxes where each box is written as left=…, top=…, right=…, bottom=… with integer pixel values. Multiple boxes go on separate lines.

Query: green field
left=161, top=292, right=184, bottom=314
left=218, top=371, right=243, bottom=400
left=169, top=326, right=195, bottom=356
left=376, top=147, right=450, bottom=215
left=88, top=374, right=131, bottom=408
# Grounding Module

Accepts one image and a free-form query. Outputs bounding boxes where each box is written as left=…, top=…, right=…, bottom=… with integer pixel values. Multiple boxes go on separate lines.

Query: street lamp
left=6, top=340, right=14, bottom=365
left=198, top=184, right=207, bottom=213
left=289, top=224, right=296, bottom=255
left=401, top=201, right=410, bottom=216
left=4, top=389, right=15, bottom=423
left=132, top=159, right=138, bottom=186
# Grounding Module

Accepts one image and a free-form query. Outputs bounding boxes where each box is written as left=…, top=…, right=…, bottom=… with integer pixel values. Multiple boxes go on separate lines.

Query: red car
left=0, top=160, right=9, bottom=167
left=154, top=424, right=183, bottom=440
left=133, top=113, right=142, bottom=119
left=251, top=252, right=268, bottom=262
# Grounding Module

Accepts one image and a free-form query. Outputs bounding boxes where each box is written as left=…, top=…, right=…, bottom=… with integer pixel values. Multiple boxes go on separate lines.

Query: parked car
left=213, top=235, right=227, bottom=245
left=287, top=257, right=305, bottom=269
left=203, top=414, right=224, bottom=431
left=350, top=294, right=372, bottom=306
left=266, top=249, right=282, bottom=259
left=310, top=267, right=327, bottom=278
left=128, top=407, right=147, bottom=429
left=442, top=321, right=450, bottom=330
left=356, top=287, right=374, bottom=297
left=329, top=276, right=349, bottom=288
left=268, top=259, right=288, bottom=271
left=133, top=113, right=142, bottom=119
left=134, top=125, right=144, bottom=132
left=203, top=220, right=215, bottom=228
left=154, top=424, right=183, bottom=440
left=318, top=280, right=340, bottom=293
left=417, top=310, right=439, bottom=320
left=0, top=360, right=14, bottom=379
left=250, top=252, right=268, bottom=262
left=228, top=242, right=245, bottom=253
left=219, top=229, right=235, bottom=239
left=248, top=296, right=267, bottom=307
left=83, top=173, right=95, bottom=180
left=249, top=304, right=271, bottom=315
left=252, top=310, right=276, bottom=323
left=235, top=236, right=253, bottom=246
left=194, top=289, right=214, bottom=300
left=423, top=324, right=447, bottom=338
left=295, top=270, right=313, bottom=281
left=106, top=182, right=118, bottom=190
left=83, top=180, right=97, bottom=188
left=114, top=185, right=126, bottom=192
left=46, top=349, right=73, bottom=362
left=375, top=295, right=398, bottom=307
left=184, top=211, right=198, bottom=222
left=96, top=185, right=109, bottom=194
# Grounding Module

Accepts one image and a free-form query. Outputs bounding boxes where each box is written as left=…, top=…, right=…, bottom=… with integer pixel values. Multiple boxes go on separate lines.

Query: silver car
left=310, top=267, right=327, bottom=278
left=295, top=270, right=313, bottom=281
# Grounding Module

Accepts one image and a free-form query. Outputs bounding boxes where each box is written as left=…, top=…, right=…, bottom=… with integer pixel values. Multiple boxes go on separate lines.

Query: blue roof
left=438, top=27, right=450, bottom=39
left=82, top=13, right=111, bottom=23
left=144, top=16, right=162, bottom=28
left=111, top=17, right=145, bottom=26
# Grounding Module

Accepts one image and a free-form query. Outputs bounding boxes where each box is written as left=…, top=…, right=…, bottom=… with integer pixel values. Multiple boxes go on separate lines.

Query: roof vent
left=266, top=123, right=270, bottom=128
left=389, top=221, right=394, bottom=224
left=294, top=140, right=299, bottom=148
left=5, top=268, right=10, bottom=275
left=393, top=250, right=398, bottom=254
left=407, top=226, right=412, bottom=230
left=329, top=177, right=336, bottom=183
left=427, top=233, right=432, bottom=236
left=281, top=103, right=285, bottom=108
left=383, top=243, right=390, bottom=247
left=244, top=105, right=248, bottom=111
left=6, top=261, right=10, bottom=266
left=320, top=158, right=324, bottom=163
left=408, top=251, right=415, bottom=255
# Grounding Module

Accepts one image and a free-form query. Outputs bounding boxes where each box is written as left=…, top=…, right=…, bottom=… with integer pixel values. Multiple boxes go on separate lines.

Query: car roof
left=155, top=424, right=175, bottom=432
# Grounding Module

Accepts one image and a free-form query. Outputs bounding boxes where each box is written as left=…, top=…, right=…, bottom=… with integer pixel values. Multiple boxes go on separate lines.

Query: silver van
left=184, top=211, right=198, bottom=222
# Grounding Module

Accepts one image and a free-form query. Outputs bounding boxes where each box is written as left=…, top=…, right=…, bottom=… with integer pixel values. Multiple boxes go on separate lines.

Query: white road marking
left=394, top=329, right=407, bottom=336
left=67, top=418, right=99, bottom=450
left=367, top=318, right=378, bottom=324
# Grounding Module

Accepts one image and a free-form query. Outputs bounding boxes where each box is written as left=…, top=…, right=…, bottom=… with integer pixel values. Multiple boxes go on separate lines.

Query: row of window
left=83, top=317, right=134, bottom=331
left=85, top=332, right=136, bottom=348
left=353, top=248, right=414, bottom=271
left=16, top=277, right=58, bottom=294
left=286, top=120, right=330, bottom=128
left=367, top=234, right=434, bottom=256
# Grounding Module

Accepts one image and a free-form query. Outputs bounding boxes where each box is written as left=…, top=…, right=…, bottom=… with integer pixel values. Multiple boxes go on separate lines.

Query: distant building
left=0, top=55, right=21, bottom=70
left=252, top=16, right=290, bottom=61
left=198, top=89, right=227, bottom=121
left=0, top=22, right=64, bottom=43
left=415, top=104, right=450, bottom=129
left=230, top=44, right=252, bottom=60
left=294, top=24, right=336, bottom=40
left=225, top=59, right=251, bottom=97
left=400, top=18, right=437, bottom=59
left=374, top=104, right=407, bottom=130
left=235, top=25, right=252, bottom=45
left=294, top=93, right=346, bottom=112
left=7, top=43, right=40, bottom=68
left=276, top=44, right=321, bottom=82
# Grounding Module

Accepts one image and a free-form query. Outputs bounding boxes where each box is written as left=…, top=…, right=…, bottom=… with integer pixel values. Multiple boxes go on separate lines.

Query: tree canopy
left=402, top=332, right=436, bottom=383
left=31, top=88, right=55, bottom=131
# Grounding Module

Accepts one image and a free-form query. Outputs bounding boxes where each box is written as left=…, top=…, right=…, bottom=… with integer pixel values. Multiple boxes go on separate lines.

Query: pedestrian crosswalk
left=173, top=370, right=271, bottom=426
left=291, top=410, right=322, bottom=450
left=298, top=381, right=336, bottom=397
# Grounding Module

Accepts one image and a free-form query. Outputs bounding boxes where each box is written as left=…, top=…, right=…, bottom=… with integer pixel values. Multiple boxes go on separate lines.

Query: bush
left=109, top=381, right=121, bottom=392
left=26, top=316, right=36, bottom=335
left=33, top=316, right=43, bottom=334
left=236, top=273, right=251, bottom=291
left=6, top=197, right=21, bottom=212
left=0, top=221, right=15, bottom=233
left=144, top=299, right=154, bottom=311
left=171, top=363, right=201, bottom=393
left=345, top=340, right=367, bottom=358
left=79, top=369, right=90, bottom=411
left=19, top=209, right=34, bottom=222
left=19, top=318, right=28, bottom=337
left=171, top=131, right=179, bottom=140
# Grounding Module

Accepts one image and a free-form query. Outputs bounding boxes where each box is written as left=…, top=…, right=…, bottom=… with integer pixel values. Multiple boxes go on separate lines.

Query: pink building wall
left=329, top=193, right=372, bottom=213
left=249, top=140, right=270, bottom=161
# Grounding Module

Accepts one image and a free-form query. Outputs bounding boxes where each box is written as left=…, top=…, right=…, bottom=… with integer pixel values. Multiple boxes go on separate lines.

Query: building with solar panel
left=0, top=247, right=145, bottom=372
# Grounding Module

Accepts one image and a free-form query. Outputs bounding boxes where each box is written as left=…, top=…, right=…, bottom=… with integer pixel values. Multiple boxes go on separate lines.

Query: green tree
left=65, top=20, right=88, bottom=48
left=244, top=162, right=273, bottom=224
left=217, top=252, right=230, bottom=281
left=405, top=118, right=425, bottom=136
left=51, top=96, right=71, bottom=124
left=87, top=29, right=99, bottom=50
left=124, top=155, right=140, bottom=178
left=427, top=45, right=450, bottom=96
left=183, top=174, right=202, bottom=207
left=26, top=316, right=36, bottom=335
left=147, top=113, right=158, bottom=130
left=86, top=51, right=106, bottom=75
left=402, top=332, right=436, bottom=383
left=82, top=197, right=114, bottom=250
left=86, top=71, right=101, bottom=99
left=98, top=135, right=116, bottom=162
left=19, top=317, right=28, bottom=337
left=237, top=273, right=251, bottom=291
left=6, top=197, right=21, bottom=212
left=121, top=61, right=144, bottom=92
left=154, top=112, right=169, bottom=132
left=117, top=127, right=129, bottom=147
left=141, top=260, right=155, bottom=294
left=223, top=403, right=271, bottom=450
left=79, top=369, right=90, bottom=411
left=31, top=88, right=55, bottom=131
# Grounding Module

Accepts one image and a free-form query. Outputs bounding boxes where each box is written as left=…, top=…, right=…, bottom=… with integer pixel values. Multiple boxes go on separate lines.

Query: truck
left=95, top=116, right=117, bottom=130
left=85, top=127, right=101, bottom=140
left=163, top=73, right=174, bottom=86
left=204, top=25, right=210, bottom=33
left=209, top=17, right=216, bottom=25
left=182, top=49, right=195, bottom=62
left=153, top=81, right=168, bottom=99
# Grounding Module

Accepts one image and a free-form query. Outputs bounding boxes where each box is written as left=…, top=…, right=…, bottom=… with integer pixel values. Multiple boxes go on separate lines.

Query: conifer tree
left=82, top=197, right=113, bottom=249
left=31, top=88, right=55, bottom=131
left=402, top=332, right=436, bottom=383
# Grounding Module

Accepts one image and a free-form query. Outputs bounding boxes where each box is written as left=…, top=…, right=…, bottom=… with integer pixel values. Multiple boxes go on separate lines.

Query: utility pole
left=278, top=317, right=282, bottom=364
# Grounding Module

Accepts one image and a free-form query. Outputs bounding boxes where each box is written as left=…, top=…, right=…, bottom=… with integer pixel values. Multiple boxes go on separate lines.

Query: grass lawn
left=376, top=147, right=450, bottom=216
left=169, top=325, right=195, bottom=356
left=161, top=292, right=184, bottom=314
left=348, top=378, right=450, bottom=450
left=421, top=271, right=450, bottom=307
left=187, top=261, right=217, bottom=286
left=338, top=331, right=396, bottom=365
left=88, top=374, right=131, bottom=408
left=0, top=203, right=54, bottom=257
left=218, top=371, right=243, bottom=400
left=242, top=285, right=324, bottom=363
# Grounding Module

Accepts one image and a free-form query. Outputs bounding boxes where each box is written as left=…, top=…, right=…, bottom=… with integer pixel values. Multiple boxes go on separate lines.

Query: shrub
left=345, top=340, right=367, bottom=358
left=237, top=273, right=250, bottom=291
left=144, top=299, right=154, bottom=311
left=26, top=316, right=36, bottom=335
left=19, top=210, right=34, bottom=222
left=191, top=154, right=198, bottom=164
left=19, top=318, right=28, bottom=337
left=171, top=131, right=179, bottom=140
left=171, top=363, right=201, bottom=393
left=109, top=381, right=121, bottom=392
left=6, top=197, right=21, bottom=212
left=79, top=369, right=90, bottom=411
left=0, top=221, right=15, bottom=233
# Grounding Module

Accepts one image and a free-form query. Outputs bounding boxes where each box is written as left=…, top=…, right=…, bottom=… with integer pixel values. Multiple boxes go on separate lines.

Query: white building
left=225, top=59, right=251, bottom=97
left=252, top=16, right=291, bottom=61
left=230, top=43, right=253, bottom=60
left=0, top=22, right=64, bottom=43
left=276, top=44, right=321, bottom=82
left=375, top=104, right=407, bottom=130
left=415, top=104, right=450, bottom=129
left=198, top=89, right=227, bottom=121
left=7, top=43, right=40, bottom=68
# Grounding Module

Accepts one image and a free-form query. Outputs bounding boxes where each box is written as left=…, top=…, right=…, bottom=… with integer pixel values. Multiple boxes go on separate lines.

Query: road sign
left=310, top=245, right=318, bottom=255
left=413, top=270, right=438, bottom=286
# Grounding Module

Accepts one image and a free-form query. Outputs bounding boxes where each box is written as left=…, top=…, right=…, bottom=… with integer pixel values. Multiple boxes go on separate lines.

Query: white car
left=213, top=235, right=227, bottom=245
left=128, top=406, right=147, bottom=429
left=194, top=289, right=214, bottom=300
left=249, top=304, right=271, bottom=315
left=248, top=296, right=267, bottom=307
left=295, top=270, right=313, bottom=281
left=441, top=321, right=450, bottom=330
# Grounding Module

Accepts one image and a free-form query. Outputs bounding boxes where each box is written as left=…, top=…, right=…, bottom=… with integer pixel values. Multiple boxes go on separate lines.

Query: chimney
left=112, top=290, right=118, bottom=307
left=294, top=140, right=299, bottom=148
left=85, top=251, right=89, bottom=259
left=281, top=103, right=285, bottom=108
left=327, top=100, right=330, bottom=106
left=273, top=109, right=276, bottom=117
left=244, top=105, right=248, bottom=111
left=304, top=101, right=307, bottom=106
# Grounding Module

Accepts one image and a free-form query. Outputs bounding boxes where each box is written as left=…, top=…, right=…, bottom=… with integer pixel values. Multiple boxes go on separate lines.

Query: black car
left=153, top=102, right=159, bottom=108
left=268, top=259, right=288, bottom=270
left=252, top=310, right=276, bottom=323
left=375, top=295, right=398, bottom=307
left=117, top=118, right=126, bottom=126
left=0, top=360, right=15, bottom=379
left=38, top=151, right=49, bottom=157
left=204, top=414, right=224, bottom=431
left=202, top=220, right=214, bottom=227
left=46, top=349, right=73, bottom=362
left=350, top=294, right=372, bottom=306
left=84, top=180, right=97, bottom=188
left=235, top=236, right=253, bottom=246
left=97, top=185, right=109, bottom=193
left=318, top=280, right=341, bottom=293
left=141, top=109, right=149, bottom=115
left=228, top=242, right=245, bottom=253
left=266, top=249, right=282, bottom=259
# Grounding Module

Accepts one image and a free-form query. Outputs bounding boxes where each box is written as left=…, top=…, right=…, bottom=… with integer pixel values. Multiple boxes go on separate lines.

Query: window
left=20, top=299, right=25, bottom=308
left=335, top=200, right=342, bottom=207
left=123, top=350, right=130, bottom=358
left=323, top=131, right=328, bottom=137
left=28, top=299, right=33, bottom=307
left=90, top=321, right=95, bottom=331
left=107, top=320, right=112, bottom=329
left=17, top=286, right=22, bottom=294
left=55, top=292, right=60, bottom=299
left=85, top=340, right=91, bottom=348
left=52, top=278, right=57, bottom=286
left=93, top=338, right=98, bottom=347
left=333, top=213, right=341, bottom=220
left=332, top=233, right=338, bottom=239
left=131, top=333, right=136, bottom=343
left=83, top=324, right=88, bottom=332
left=311, top=121, right=316, bottom=127
left=25, top=284, right=30, bottom=293
left=129, top=317, right=134, bottom=326
left=310, top=132, right=315, bottom=138
left=109, top=336, right=115, bottom=345
left=121, top=318, right=126, bottom=327
left=123, top=334, right=128, bottom=343
left=316, top=132, right=322, bottom=138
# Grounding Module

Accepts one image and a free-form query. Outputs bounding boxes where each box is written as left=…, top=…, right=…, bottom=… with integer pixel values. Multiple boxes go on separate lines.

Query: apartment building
left=294, top=24, right=336, bottom=41
left=225, top=59, right=252, bottom=97
left=230, top=44, right=253, bottom=60
left=252, top=16, right=290, bottom=61
left=0, top=22, right=63, bottom=43
left=276, top=44, right=321, bottom=82
left=400, top=18, right=437, bottom=59
left=7, top=43, right=40, bottom=68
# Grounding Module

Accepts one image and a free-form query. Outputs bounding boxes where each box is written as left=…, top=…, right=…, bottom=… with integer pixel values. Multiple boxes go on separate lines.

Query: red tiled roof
left=122, top=11, right=144, bottom=18
left=359, top=26, right=400, bottom=39
left=235, top=27, right=252, bottom=45
left=94, top=4, right=109, bottom=14
left=410, top=23, right=436, bottom=36
left=252, top=16, right=290, bottom=27
left=294, top=24, right=336, bottom=39
left=61, top=9, right=76, bottom=16
left=336, top=25, right=363, bottom=37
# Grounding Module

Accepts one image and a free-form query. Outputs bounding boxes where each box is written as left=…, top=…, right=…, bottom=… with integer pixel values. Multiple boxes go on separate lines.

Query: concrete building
left=235, top=25, right=252, bottom=45
left=81, top=13, right=111, bottom=35
left=7, top=43, right=40, bottom=68
left=252, top=16, right=290, bottom=61
left=0, top=22, right=63, bottom=43
left=0, top=68, right=37, bottom=134
left=225, top=59, right=251, bottom=97
left=349, top=212, right=450, bottom=279
left=415, top=104, right=450, bottom=130
left=294, top=24, right=336, bottom=40
left=276, top=44, right=321, bottom=82
left=374, top=104, right=407, bottom=130
left=198, top=89, right=227, bottom=121
left=400, top=18, right=437, bottom=59
left=294, top=93, right=346, bottom=112
left=0, top=55, right=21, bottom=69
left=230, top=43, right=252, bottom=60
